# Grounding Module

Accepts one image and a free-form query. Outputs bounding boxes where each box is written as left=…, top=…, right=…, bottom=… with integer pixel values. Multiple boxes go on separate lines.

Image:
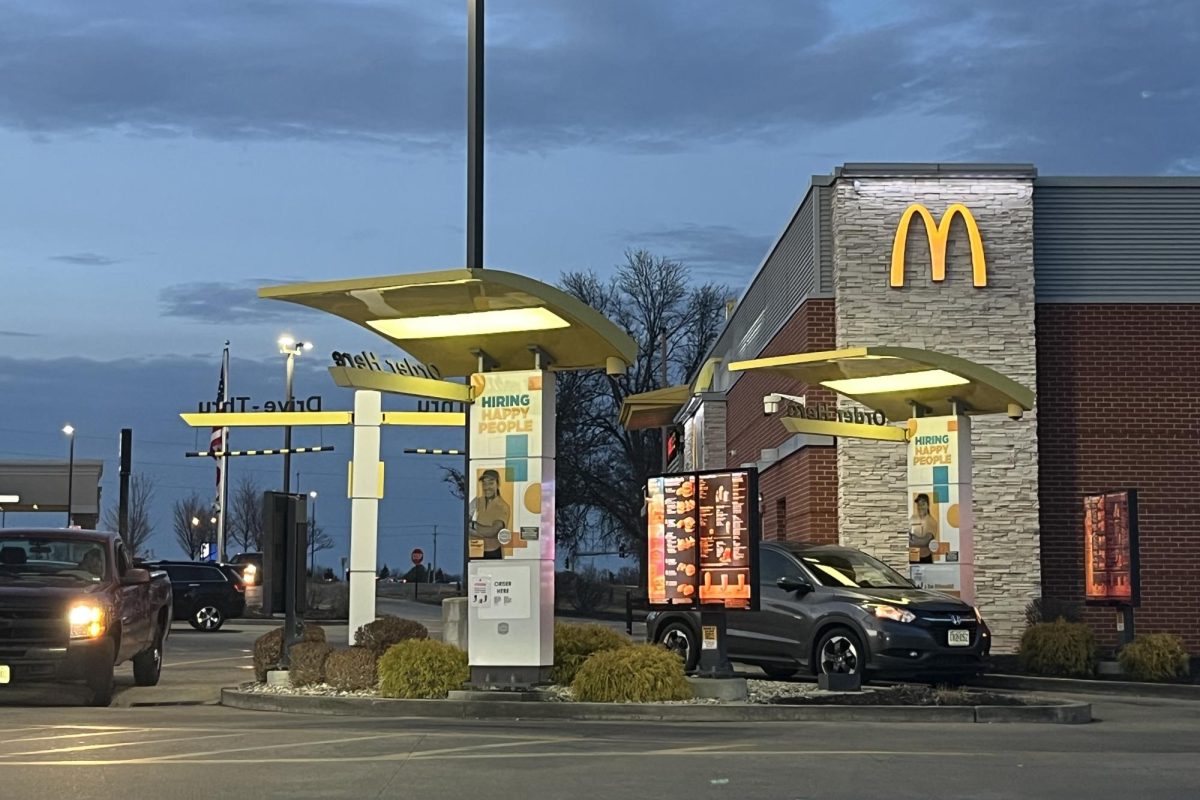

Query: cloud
left=0, top=329, right=37, bottom=338
left=158, top=280, right=323, bottom=324
left=0, top=1, right=1195, bottom=171
left=627, top=224, right=774, bottom=283
left=50, top=252, right=121, bottom=266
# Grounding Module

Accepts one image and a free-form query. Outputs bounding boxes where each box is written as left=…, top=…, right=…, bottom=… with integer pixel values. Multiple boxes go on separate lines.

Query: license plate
left=0, top=665, right=9, bottom=684
left=947, top=629, right=970, bottom=647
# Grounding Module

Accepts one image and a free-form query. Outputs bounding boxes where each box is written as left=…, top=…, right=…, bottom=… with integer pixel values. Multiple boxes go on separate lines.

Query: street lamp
left=277, top=335, right=313, bottom=496
left=62, top=425, right=75, bottom=526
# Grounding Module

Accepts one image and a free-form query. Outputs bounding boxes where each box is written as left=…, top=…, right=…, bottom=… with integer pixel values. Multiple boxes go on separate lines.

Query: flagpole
left=216, top=342, right=231, bottom=561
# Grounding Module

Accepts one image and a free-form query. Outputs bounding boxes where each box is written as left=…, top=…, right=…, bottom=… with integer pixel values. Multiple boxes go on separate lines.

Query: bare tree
left=228, top=475, right=264, bottom=554
left=440, top=466, right=465, bottom=500
left=308, top=520, right=335, bottom=574
left=556, top=250, right=731, bottom=572
left=101, top=473, right=156, bottom=557
left=172, top=494, right=215, bottom=560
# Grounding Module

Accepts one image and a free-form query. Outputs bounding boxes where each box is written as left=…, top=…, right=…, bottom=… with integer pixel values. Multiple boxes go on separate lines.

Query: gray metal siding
left=706, top=190, right=821, bottom=391
left=1034, top=183, right=1200, bottom=302
left=818, top=185, right=833, bottom=293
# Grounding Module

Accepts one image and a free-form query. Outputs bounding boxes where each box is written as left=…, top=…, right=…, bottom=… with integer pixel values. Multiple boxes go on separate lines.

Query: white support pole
left=348, top=390, right=382, bottom=644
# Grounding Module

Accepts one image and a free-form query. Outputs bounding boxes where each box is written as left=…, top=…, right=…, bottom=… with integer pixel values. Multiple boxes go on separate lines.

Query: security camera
left=1006, top=403, right=1025, bottom=421
left=763, top=394, right=782, bottom=416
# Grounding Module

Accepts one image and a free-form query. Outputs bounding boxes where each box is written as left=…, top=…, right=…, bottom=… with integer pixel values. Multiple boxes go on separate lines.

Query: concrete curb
left=220, top=686, right=1090, bottom=724
left=972, top=673, right=1200, bottom=701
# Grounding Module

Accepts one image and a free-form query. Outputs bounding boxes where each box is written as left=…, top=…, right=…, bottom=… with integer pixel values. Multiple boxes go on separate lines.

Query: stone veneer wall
left=699, top=398, right=727, bottom=470
left=831, top=176, right=1041, bottom=652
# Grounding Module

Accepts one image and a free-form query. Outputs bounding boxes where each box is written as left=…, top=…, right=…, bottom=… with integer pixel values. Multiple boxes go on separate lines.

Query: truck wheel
left=189, top=604, right=224, bottom=632
left=133, top=631, right=164, bottom=686
left=88, top=654, right=115, bottom=707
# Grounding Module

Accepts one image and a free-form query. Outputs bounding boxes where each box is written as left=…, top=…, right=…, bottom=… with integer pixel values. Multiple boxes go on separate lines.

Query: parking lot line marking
left=402, top=737, right=583, bottom=758
left=0, top=748, right=996, bottom=767
left=1, top=729, right=150, bottom=745
left=3, top=732, right=246, bottom=757
left=140, top=731, right=420, bottom=762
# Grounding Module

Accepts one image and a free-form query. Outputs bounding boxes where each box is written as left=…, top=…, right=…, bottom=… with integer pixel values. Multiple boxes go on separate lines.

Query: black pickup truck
left=0, top=528, right=173, bottom=706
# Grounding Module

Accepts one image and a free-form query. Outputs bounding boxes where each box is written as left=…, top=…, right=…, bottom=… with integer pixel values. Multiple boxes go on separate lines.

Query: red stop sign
left=411, top=548, right=424, bottom=565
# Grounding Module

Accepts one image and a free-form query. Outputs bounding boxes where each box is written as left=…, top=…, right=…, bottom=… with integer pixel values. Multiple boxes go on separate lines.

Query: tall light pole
left=277, top=335, right=312, bottom=496
left=62, top=425, right=75, bottom=526
left=308, top=490, right=318, bottom=574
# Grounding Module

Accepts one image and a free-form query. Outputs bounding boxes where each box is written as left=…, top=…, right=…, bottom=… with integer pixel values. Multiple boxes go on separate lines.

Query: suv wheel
left=816, top=627, right=864, bottom=675
left=189, top=604, right=225, bottom=632
left=657, top=621, right=698, bottom=671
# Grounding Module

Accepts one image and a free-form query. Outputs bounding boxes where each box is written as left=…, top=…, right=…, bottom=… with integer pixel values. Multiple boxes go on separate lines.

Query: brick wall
left=832, top=176, right=1042, bottom=653
left=724, top=299, right=839, bottom=543
left=759, top=448, right=839, bottom=544
left=1036, top=304, right=1200, bottom=652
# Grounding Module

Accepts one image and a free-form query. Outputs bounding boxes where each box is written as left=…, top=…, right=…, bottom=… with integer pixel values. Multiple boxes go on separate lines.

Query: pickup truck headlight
left=69, top=604, right=106, bottom=639
left=870, top=604, right=916, bottom=624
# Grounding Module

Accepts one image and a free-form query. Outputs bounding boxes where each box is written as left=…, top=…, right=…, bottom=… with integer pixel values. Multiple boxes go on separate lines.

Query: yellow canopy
left=259, top=268, right=637, bottom=378
left=728, top=346, right=1034, bottom=420
left=618, top=384, right=691, bottom=430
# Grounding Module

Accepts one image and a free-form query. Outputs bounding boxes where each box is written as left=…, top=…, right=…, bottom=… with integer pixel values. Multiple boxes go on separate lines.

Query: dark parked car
left=227, top=552, right=261, bottom=586
left=647, top=542, right=990, bottom=682
left=0, top=529, right=173, bottom=705
left=145, top=561, right=246, bottom=631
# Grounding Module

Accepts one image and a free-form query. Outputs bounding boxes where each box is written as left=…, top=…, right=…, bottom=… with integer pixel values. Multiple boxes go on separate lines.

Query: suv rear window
left=165, top=565, right=227, bottom=582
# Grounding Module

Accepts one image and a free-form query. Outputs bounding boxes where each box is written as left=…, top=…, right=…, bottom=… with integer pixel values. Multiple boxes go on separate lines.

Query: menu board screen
left=1083, top=489, right=1141, bottom=605
left=647, top=468, right=759, bottom=611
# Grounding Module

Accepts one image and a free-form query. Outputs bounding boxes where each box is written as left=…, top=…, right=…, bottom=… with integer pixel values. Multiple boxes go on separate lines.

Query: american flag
left=209, top=344, right=229, bottom=503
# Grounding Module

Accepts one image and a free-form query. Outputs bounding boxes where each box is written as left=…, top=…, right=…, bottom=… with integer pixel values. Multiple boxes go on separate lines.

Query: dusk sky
left=1, top=0, right=1196, bottom=569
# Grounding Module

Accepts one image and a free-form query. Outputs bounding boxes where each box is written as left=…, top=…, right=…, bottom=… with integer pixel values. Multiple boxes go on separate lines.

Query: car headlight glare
left=69, top=604, right=106, bottom=639
left=871, top=604, right=916, bottom=624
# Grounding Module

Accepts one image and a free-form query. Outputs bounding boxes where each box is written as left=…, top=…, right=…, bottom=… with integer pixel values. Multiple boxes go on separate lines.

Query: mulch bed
left=769, top=685, right=1026, bottom=706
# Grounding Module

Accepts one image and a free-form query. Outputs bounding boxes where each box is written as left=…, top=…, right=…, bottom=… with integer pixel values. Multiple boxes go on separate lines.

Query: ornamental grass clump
left=553, top=622, right=632, bottom=685
left=252, top=623, right=326, bottom=681
left=377, top=639, right=468, bottom=699
left=354, top=615, right=429, bottom=655
left=324, top=645, right=379, bottom=691
left=288, top=641, right=334, bottom=687
left=1018, top=620, right=1096, bottom=677
left=1118, top=633, right=1190, bottom=682
left=571, top=644, right=692, bottom=703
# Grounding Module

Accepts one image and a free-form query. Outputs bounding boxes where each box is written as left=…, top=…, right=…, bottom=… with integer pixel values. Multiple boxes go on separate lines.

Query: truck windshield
left=0, top=537, right=108, bottom=585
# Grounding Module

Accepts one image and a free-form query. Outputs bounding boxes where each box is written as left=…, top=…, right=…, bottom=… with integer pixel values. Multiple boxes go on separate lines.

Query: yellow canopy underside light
left=367, top=307, right=570, bottom=339
left=821, top=369, right=970, bottom=396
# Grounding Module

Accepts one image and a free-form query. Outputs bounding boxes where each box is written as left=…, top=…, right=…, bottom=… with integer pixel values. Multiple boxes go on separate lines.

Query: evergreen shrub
left=378, top=639, right=468, bottom=699
left=571, top=644, right=692, bottom=703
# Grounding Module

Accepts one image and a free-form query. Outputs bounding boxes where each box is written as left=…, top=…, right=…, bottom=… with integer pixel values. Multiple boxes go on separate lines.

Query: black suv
left=144, top=561, right=246, bottom=631
left=646, top=542, right=991, bottom=682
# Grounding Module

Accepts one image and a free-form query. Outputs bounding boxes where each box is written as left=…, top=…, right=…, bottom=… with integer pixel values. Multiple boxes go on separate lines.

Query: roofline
left=835, top=162, right=1038, bottom=179
left=1035, top=176, right=1200, bottom=187
left=685, top=175, right=831, bottom=386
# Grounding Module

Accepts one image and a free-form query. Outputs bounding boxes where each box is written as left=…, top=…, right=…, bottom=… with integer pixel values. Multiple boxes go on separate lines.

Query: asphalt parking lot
left=0, top=695, right=1199, bottom=799
left=2, top=598, right=1199, bottom=799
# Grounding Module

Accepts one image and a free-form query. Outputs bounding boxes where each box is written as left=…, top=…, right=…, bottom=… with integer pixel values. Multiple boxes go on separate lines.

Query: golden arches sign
left=889, top=203, right=987, bottom=288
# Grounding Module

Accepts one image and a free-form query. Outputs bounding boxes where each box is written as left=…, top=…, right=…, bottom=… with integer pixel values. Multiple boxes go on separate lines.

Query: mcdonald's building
left=643, top=163, right=1200, bottom=654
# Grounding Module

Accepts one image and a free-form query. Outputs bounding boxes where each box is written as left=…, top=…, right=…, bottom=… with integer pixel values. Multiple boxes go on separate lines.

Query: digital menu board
left=647, top=468, right=759, bottom=611
left=1083, top=489, right=1141, bottom=605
